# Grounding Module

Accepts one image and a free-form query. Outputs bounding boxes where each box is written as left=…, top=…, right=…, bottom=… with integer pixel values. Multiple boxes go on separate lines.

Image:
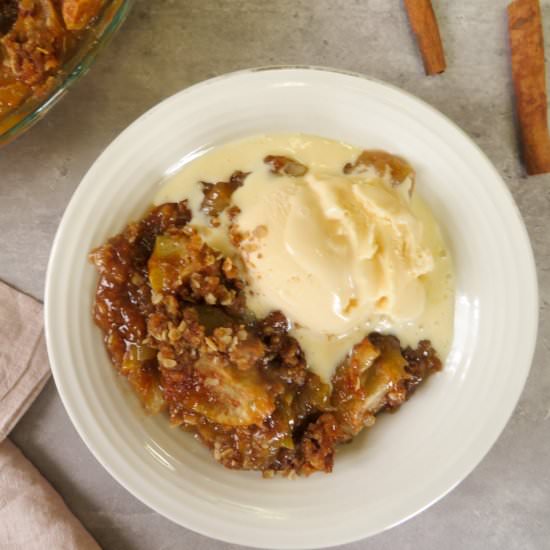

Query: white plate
left=45, top=68, right=538, bottom=549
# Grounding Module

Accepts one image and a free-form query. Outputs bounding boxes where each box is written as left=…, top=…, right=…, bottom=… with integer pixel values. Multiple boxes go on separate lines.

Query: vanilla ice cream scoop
left=234, top=171, right=434, bottom=335
left=155, top=133, right=454, bottom=381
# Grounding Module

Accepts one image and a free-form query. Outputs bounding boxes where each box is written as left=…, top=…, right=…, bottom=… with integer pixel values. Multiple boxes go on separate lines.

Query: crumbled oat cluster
left=90, top=168, right=442, bottom=477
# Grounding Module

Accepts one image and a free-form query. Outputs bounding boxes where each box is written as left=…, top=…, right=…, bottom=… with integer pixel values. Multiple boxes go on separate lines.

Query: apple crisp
left=90, top=153, right=444, bottom=476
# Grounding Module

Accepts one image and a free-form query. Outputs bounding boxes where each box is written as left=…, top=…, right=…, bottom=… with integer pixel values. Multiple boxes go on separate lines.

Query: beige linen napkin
left=0, top=281, right=100, bottom=550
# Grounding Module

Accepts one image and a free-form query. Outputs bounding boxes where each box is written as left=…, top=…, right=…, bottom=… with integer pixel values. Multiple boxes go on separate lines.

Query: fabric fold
left=0, top=281, right=101, bottom=550
left=0, top=439, right=100, bottom=550
left=0, top=281, right=50, bottom=440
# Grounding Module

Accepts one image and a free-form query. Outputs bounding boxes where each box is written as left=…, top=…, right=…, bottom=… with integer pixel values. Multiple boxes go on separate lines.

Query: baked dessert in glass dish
left=90, top=134, right=454, bottom=477
left=0, top=0, right=133, bottom=146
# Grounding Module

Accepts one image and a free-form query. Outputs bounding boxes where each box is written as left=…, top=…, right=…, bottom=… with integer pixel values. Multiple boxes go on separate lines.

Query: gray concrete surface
left=1, top=0, right=549, bottom=548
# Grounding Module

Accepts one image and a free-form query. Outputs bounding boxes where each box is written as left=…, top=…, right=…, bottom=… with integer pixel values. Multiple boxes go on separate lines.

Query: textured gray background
left=1, top=0, right=549, bottom=549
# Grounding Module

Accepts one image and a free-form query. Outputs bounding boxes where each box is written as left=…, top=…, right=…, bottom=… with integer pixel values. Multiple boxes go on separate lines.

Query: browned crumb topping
left=200, top=170, right=249, bottom=219
left=344, top=150, right=415, bottom=184
left=264, top=155, right=308, bottom=177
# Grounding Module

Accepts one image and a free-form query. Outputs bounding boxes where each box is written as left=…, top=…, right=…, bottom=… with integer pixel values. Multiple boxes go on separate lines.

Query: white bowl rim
left=44, top=66, right=539, bottom=549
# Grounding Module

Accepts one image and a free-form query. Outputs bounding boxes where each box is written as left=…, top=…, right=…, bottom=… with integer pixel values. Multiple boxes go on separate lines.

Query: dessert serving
left=90, top=133, right=454, bottom=477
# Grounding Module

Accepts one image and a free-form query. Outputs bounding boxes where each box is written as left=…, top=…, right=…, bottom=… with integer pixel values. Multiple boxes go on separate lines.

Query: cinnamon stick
left=404, top=0, right=446, bottom=75
left=508, top=0, right=550, bottom=175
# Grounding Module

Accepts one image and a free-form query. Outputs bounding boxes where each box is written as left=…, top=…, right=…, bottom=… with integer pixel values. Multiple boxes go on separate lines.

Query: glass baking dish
left=0, top=0, right=134, bottom=147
